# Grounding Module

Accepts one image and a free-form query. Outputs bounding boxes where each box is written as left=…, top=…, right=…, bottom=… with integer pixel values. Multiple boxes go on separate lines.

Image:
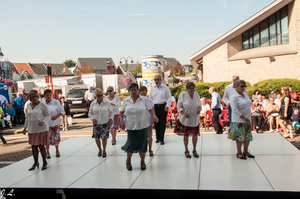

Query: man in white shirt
left=149, top=75, right=172, bottom=145
left=199, top=98, right=210, bottom=128
left=223, top=75, right=240, bottom=126
left=85, top=86, right=96, bottom=110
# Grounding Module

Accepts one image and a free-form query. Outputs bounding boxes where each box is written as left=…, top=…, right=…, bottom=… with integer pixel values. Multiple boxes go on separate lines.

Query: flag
left=164, top=70, right=171, bottom=76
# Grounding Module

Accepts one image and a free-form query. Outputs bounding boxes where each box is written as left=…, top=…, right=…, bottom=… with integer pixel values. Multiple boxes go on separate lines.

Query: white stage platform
left=1, top=133, right=300, bottom=198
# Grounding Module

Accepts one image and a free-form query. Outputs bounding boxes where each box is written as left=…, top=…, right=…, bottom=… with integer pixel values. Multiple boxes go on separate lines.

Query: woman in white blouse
left=105, top=86, right=120, bottom=145
left=120, top=83, right=158, bottom=171
left=44, top=89, right=65, bottom=159
left=23, top=90, right=51, bottom=171
left=174, top=82, right=202, bottom=158
left=228, top=80, right=254, bottom=160
left=89, top=88, right=113, bottom=158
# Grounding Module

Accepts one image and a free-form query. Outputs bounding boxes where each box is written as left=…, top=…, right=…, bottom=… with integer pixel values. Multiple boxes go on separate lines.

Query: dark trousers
left=154, top=104, right=168, bottom=142
left=212, top=109, right=223, bottom=134
left=16, top=109, right=25, bottom=125
left=0, top=131, right=7, bottom=144
left=251, top=115, right=263, bottom=129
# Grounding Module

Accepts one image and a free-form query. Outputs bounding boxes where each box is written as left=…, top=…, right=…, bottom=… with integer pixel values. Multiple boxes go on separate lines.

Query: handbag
left=68, top=116, right=73, bottom=125
left=271, top=113, right=279, bottom=117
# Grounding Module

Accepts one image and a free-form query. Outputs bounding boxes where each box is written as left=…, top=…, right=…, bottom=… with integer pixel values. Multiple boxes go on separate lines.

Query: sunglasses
left=154, top=79, right=160, bottom=81
left=241, top=85, right=246, bottom=88
left=97, top=95, right=103, bottom=97
left=107, top=90, right=112, bottom=92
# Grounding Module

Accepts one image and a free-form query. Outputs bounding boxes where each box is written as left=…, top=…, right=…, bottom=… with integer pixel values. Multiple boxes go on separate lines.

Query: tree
left=74, top=61, right=94, bottom=76
left=171, top=61, right=184, bottom=76
left=102, top=61, right=116, bottom=74
left=130, top=61, right=142, bottom=75
left=64, top=59, right=76, bottom=68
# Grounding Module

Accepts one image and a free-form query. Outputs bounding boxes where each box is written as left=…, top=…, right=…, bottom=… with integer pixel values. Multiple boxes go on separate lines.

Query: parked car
left=66, top=87, right=96, bottom=117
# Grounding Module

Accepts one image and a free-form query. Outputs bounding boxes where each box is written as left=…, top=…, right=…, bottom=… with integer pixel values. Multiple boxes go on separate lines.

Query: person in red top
left=289, top=87, right=297, bottom=102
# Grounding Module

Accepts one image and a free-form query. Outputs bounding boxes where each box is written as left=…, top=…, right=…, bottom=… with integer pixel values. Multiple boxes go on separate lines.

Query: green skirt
left=228, top=122, right=253, bottom=142
left=121, top=128, right=148, bottom=153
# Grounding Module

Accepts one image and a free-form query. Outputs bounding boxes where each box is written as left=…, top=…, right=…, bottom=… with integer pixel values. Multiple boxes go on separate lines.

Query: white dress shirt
left=104, top=94, right=120, bottom=116
left=200, top=103, right=210, bottom=114
left=177, top=91, right=202, bottom=127
left=85, top=90, right=96, bottom=101
left=146, top=98, right=154, bottom=126
left=89, top=100, right=114, bottom=125
left=24, top=102, right=51, bottom=134
left=230, top=91, right=252, bottom=123
left=120, top=96, right=153, bottom=130
left=44, top=99, right=65, bottom=127
left=149, top=83, right=172, bottom=107
left=223, top=83, right=234, bottom=106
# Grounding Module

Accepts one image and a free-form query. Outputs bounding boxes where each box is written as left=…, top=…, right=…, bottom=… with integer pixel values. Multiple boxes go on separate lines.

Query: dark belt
left=212, top=108, right=221, bottom=110
left=155, top=103, right=166, bottom=107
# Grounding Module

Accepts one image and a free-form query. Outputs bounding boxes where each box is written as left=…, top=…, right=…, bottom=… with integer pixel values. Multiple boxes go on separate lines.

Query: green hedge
left=170, top=78, right=300, bottom=100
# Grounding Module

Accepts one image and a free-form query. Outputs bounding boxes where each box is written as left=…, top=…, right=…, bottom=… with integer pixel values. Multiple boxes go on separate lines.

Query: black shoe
left=161, top=141, right=165, bottom=145
left=236, top=153, right=247, bottom=160
left=149, top=150, right=154, bottom=157
left=243, top=152, right=255, bottom=158
left=155, top=140, right=160, bottom=143
left=102, top=152, right=107, bottom=158
left=185, top=151, right=191, bottom=158
left=46, top=156, right=51, bottom=159
left=98, top=151, right=102, bottom=157
left=42, top=164, right=48, bottom=170
left=126, top=162, right=132, bottom=171
left=28, top=163, right=39, bottom=171
left=193, top=151, right=199, bottom=158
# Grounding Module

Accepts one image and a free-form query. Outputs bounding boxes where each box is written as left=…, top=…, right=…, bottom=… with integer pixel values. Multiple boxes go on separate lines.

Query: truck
left=81, top=74, right=136, bottom=93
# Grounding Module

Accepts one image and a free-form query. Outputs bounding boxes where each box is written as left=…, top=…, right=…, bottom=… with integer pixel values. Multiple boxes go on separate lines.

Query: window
left=242, top=6, right=288, bottom=50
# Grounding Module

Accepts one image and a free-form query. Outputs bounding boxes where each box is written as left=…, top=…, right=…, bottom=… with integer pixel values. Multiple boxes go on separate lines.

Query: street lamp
left=0, top=47, right=4, bottom=79
left=119, top=57, right=134, bottom=75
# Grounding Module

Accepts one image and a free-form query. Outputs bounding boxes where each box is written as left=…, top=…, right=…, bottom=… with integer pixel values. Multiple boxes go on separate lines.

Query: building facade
left=190, top=0, right=299, bottom=85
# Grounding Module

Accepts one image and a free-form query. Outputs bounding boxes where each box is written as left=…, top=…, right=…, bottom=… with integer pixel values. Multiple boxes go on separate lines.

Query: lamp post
left=0, top=47, right=4, bottom=79
left=119, top=57, right=134, bottom=75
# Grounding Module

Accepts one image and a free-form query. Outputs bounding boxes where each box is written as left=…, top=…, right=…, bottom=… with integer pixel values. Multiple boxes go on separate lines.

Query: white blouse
left=120, top=96, right=152, bottom=130
left=44, top=99, right=65, bottom=127
left=24, top=102, right=51, bottom=134
left=104, top=94, right=120, bottom=116
left=230, top=91, right=252, bottom=123
left=89, top=100, right=114, bottom=125
left=177, top=91, right=202, bottom=127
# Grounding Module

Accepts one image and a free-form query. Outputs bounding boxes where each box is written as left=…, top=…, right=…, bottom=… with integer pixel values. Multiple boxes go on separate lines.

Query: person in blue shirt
left=14, top=93, right=25, bottom=125
left=209, top=87, right=223, bottom=134
left=4, top=103, right=15, bottom=128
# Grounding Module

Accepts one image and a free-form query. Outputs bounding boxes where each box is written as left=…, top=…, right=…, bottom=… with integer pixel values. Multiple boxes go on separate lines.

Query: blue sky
left=1, top=0, right=274, bottom=65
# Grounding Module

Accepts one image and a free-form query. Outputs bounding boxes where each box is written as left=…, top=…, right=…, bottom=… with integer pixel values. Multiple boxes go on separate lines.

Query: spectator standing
left=199, top=98, right=210, bottom=128
left=23, top=90, right=51, bottom=170
left=279, top=86, right=293, bottom=138
left=139, top=86, right=155, bottom=157
left=174, top=82, right=202, bottom=158
left=274, top=92, right=281, bottom=107
left=228, top=80, right=254, bottom=160
left=60, top=96, right=70, bottom=131
left=149, top=75, right=172, bottom=145
left=3, top=104, right=15, bottom=128
left=21, top=89, right=29, bottom=103
left=252, top=90, right=260, bottom=101
left=89, top=88, right=113, bottom=158
left=120, top=83, right=158, bottom=171
left=14, top=93, right=25, bottom=125
left=209, top=87, right=223, bottom=134
left=105, top=86, right=120, bottom=145
left=85, top=86, right=96, bottom=110
left=269, top=88, right=276, bottom=100
left=223, top=75, right=240, bottom=126
left=44, top=89, right=65, bottom=159
left=251, top=99, right=264, bottom=133
left=289, top=87, right=297, bottom=102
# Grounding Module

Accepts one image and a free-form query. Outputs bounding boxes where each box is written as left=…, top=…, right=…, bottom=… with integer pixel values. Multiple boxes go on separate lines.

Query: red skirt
left=174, top=120, right=200, bottom=137
left=28, top=131, right=50, bottom=146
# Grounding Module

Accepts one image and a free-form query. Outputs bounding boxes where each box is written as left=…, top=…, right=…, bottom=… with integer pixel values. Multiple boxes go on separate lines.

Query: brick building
left=190, top=0, right=299, bottom=85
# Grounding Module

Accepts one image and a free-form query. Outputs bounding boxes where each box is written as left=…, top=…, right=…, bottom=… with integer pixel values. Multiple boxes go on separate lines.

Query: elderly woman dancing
left=228, top=80, right=255, bottom=159
left=23, top=90, right=51, bottom=170
left=120, top=83, right=158, bottom=171
left=89, top=88, right=113, bottom=158
left=174, top=82, right=202, bottom=158
left=44, top=89, right=65, bottom=159
left=105, top=86, right=120, bottom=145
